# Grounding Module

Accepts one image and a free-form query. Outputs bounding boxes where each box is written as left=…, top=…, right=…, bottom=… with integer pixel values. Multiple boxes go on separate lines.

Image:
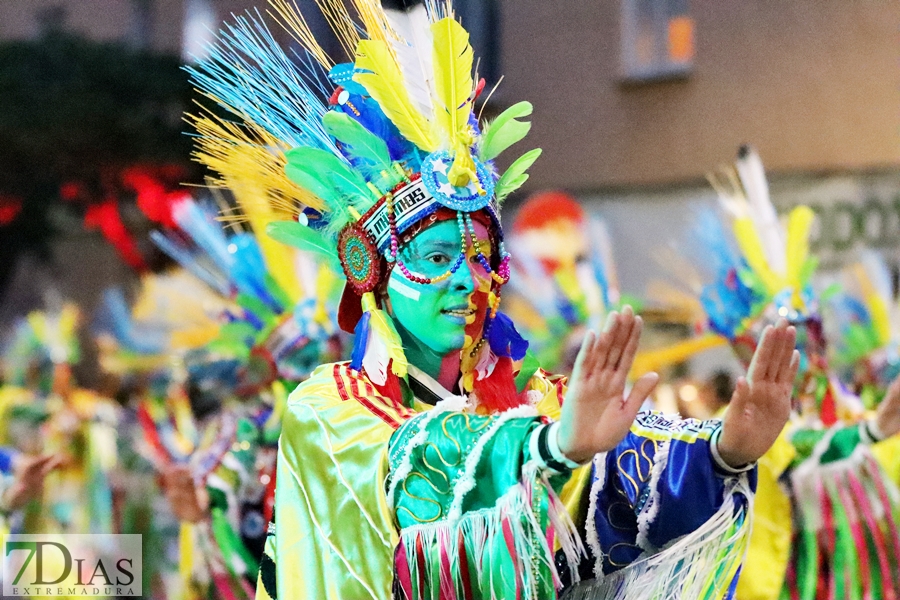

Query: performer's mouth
left=441, top=306, right=476, bottom=321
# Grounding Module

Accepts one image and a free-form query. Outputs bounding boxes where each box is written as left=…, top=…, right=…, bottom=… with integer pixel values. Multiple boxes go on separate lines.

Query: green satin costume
left=259, top=362, right=580, bottom=600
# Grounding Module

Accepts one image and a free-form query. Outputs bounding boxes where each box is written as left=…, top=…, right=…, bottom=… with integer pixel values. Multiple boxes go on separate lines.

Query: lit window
left=621, top=0, right=694, bottom=81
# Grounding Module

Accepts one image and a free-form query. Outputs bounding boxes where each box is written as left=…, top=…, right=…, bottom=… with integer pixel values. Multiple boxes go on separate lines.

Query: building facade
left=490, top=0, right=900, bottom=295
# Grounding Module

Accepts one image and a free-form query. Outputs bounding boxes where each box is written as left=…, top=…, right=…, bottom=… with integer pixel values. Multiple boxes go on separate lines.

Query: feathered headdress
left=143, top=195, right=344, bottom=390
left=823, top=250, right=900, bottom=407
left=702, top=145, right=859, bottom=425
left=2, top=303, right=81, bottom=388
left=704, top=146, right=818, bottom=343
left=505, top=191, right=621, bottom=372
left=186, top=0, right=540, bottom=389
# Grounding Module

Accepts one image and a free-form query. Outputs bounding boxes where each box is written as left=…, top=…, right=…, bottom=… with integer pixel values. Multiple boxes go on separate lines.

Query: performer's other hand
left=875, top=373, right=900, bottom=439
left=718, top=319, right=798, bottom=468
left=558, top=306, right=659, bottom=464
left=160, top=463, right=209, bottom=523
left=1, top=453, right=63, bottom=512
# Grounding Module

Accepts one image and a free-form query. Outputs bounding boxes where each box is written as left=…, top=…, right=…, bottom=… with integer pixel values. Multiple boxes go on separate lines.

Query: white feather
left=474, top=344, right=498, bottom=381
left=362, top=322, right=390, bottom=385
left=384, top=4, right=435, bottom=117
left=735, top=146, right=786, bottom=276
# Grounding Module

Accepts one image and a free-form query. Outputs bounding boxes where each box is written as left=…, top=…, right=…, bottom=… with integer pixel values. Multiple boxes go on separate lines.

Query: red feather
left=473, top=357, right=525, bottom=413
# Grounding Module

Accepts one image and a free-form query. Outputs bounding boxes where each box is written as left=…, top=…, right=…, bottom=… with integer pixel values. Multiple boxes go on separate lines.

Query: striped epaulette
left=332, top=362, right=418, bottom=430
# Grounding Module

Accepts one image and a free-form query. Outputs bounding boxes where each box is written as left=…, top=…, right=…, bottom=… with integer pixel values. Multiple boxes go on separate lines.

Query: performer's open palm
left=1, top=453, right=62, bottom=511
left=718, top=319, right=798, bottom=467
left=558, top=306, right=660, bottom=463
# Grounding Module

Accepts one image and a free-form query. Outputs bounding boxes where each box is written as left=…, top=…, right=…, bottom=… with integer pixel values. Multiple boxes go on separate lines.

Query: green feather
left=237, top=292, right=277, bottom=327
left=263, top=272, right=292, bottom=310
left=495, top=148, right=542, bottom=202
left=285, top=146, right=377, bottom=208
left=284, top=160, right=341, bottom=207
left=322, top=112, right=392, bottom=171
left=266, top=221, right=338, bottom=262
left=479, top=101, right=533, bottom=162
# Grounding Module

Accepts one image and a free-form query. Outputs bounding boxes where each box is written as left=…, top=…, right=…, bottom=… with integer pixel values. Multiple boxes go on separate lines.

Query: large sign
left=771, top=171, right=900, bottom=268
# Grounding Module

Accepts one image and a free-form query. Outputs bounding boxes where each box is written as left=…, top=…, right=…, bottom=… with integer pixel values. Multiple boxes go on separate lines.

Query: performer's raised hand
left=0, top=453, right=63, bottom=512
left=718, top=319, right=798, bottom=468
left=558, top=306, right=660, bottom=464
left=874, top=373, right=900, bottom=439
left=160, top=463, right=209, bottom=523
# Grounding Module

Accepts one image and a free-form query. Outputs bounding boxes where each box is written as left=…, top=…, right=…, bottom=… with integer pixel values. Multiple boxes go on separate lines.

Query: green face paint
left=387, top=219, right=493, bottom=367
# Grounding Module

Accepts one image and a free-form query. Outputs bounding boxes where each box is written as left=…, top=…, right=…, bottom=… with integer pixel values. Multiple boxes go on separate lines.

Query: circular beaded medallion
left=338, top=224, right=381, bottom=294
left=421, top=150, right=495, bottom=212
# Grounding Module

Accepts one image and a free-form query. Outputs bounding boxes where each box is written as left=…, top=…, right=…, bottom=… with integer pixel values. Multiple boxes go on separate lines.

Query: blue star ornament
left=421, top=151, right=495, bottom=212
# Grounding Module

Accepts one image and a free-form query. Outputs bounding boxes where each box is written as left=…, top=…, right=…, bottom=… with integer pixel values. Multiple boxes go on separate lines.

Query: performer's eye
left=426, top=253, right=451, bottom=265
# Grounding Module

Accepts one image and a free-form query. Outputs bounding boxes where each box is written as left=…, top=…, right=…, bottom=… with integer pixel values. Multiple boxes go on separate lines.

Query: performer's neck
left=398, top=329, right=462, bottom=392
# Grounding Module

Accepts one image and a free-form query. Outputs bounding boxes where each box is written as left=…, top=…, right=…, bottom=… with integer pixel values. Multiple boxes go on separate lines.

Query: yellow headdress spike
left=431, top=17, right=476, bottom=187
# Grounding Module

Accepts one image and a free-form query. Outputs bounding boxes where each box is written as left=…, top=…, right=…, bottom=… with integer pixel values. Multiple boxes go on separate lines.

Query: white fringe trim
left=563, top=476, right=754, bottom=600
left=387, top=394, right=470, bottom=510
left=400, top=460, right=584, bottom=600
left=447, top=404, right=538, bottom=522
left=586, top=452, right=609, bottom=580
left=635, top=439, right=670, bottom=553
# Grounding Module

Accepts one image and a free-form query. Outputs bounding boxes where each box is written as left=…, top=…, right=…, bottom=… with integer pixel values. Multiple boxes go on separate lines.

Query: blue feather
left=95, top=288, right=168, bottom=354
left=487, top=312, right=529, bottom=361
left=149, top=230, right=232, bottom=295
left=228, top=233, right=283, bottom=311
left=350, top=311, right=371, bottom=371
left=171, top=199, right=234, bottom=274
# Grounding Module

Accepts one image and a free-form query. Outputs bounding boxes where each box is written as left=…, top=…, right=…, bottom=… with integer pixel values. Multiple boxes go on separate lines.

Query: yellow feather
left=188, top=109, right=323, bottom=214
left=268, top=0, right=333, bottom=68
left=307, top=0, right=361, bottom=61
left=349, top=0, right=395, bottom=48
left=431, top=17, right=474, bottom=145
left=855, top=265, right=892, bottom=347
left=785, top=205, right=814, bottom=290
left=353, top=40, right=439, bottom=152
left=733, top=216, right=780, bottom=295
left=228, top=175, right=304, bottom=301
left=631, top=334, right=728, bottom=378
left=362, top=292, right=409, bottom=378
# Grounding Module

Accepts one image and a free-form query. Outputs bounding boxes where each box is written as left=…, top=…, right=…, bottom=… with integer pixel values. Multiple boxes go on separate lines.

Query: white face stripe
left=388, top=276, right=421, bottom=301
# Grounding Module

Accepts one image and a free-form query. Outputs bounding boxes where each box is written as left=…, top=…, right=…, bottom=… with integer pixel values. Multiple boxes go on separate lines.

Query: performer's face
left=387, top=218, right=493, bottom=357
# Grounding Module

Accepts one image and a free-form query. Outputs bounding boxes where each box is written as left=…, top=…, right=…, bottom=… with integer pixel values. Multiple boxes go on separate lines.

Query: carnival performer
left=183, top=1, right=800, bottom=598
left=690, top=145, right=900, bottom=600
left=0, top=447, right=60, bottom=536
left=95, top=186, right=345, bottom=599
left=823, top=250, right=900, bottom=485
left=1, top=303, right=119, bottom=537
